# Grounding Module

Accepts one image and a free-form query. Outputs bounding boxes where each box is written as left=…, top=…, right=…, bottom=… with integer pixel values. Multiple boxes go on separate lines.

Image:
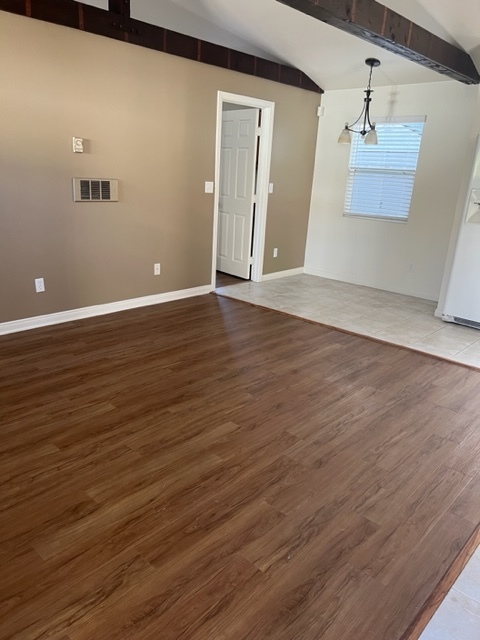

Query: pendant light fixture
left=338, top=58, right=381, bottom=145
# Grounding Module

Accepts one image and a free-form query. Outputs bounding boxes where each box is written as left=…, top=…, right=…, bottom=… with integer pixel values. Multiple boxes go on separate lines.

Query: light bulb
left=338, top=124, right=351, bottom=144
left=364, top=125, right=378, bottom=145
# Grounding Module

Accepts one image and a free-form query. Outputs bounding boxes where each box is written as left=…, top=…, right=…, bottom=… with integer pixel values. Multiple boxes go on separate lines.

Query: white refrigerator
left=443, top=136, right=480, bottom=329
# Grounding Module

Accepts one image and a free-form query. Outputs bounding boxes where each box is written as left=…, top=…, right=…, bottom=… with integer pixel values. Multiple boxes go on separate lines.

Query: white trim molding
left=262, top=268, right=304, bottom=281
left=0, top=285, right=213, bottom=336
left=211, top=91, right=275, bottom=287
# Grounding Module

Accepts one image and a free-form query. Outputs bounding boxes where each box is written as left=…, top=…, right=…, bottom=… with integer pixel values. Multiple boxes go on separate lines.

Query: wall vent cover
left=73, top=178, right=119, bottom=202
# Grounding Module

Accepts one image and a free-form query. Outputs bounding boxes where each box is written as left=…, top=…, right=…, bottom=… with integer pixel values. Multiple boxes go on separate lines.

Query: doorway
left=212, top=92, right=275, bottom=288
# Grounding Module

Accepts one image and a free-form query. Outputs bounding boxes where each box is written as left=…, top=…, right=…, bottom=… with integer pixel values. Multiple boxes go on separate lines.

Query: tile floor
left=215, top=274, right=480, bottom=369
left=419, top=548, right=480, bottom=640
left=216, top=272, right=480, bottom=638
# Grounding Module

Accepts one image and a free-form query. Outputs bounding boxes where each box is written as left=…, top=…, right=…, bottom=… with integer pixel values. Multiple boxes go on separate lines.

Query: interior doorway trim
left=211, top=91, right=275, bottom=285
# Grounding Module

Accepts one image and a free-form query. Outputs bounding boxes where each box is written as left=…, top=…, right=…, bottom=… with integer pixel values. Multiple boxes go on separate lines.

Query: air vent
left=73, top=178, right=119, bottom=202
left=453, top=316, right=480, bottom=330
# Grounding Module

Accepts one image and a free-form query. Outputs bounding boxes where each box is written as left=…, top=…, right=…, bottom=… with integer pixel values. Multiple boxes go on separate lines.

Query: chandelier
left=338, top=58, right=381, bottom=145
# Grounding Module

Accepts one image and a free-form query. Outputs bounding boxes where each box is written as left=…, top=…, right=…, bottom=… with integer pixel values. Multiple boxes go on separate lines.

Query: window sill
left=343, top=213, right=409, bottom=224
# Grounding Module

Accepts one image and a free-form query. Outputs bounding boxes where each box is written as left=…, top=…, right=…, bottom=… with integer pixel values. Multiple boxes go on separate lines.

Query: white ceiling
left=89, top=0, right=480, bottom=90
left=383, top=0, right=480, bottom=56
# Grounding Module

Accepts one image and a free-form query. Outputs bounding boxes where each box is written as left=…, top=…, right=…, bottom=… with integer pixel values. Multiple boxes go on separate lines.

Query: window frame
left=343, top=116, right=426, bottom=224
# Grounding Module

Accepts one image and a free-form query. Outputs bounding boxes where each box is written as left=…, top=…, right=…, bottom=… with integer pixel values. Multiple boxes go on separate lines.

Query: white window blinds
left=345, top=119, right=425, bottom=221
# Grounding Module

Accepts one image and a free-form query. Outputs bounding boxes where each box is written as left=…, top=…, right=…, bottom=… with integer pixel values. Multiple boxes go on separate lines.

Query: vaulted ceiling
left=116, top=0, right=480, bottom=90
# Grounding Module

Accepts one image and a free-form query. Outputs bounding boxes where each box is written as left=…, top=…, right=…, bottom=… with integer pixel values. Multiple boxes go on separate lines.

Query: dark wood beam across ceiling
left=276, top=0, right=480, bottom=85
left=0, top=0, right=323, bottom=93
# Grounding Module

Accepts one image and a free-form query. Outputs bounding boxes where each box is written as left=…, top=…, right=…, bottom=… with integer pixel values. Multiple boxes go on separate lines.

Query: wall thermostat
left=73, top=137, right=84, bottom=153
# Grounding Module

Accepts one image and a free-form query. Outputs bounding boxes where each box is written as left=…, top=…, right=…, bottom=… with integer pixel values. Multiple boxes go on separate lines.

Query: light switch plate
left=205, top=181, right=214, bottom=193
left=269, top=183, right=274, bottom=194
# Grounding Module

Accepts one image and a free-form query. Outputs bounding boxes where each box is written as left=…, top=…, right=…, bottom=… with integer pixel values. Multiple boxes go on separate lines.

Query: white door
left=217, top=108, right=259, bottom=279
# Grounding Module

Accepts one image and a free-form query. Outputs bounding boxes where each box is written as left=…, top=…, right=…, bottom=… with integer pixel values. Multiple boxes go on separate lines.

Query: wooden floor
left=215, top=270, right=245, bottom=288
left=1, top=294, right=480, bottom=640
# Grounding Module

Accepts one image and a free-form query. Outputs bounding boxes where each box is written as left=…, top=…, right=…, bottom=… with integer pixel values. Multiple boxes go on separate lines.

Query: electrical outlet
left=273, top=248, right=278, bottom=258
left=154, top=263, right=161, bottom=276
left=35, top=278, right=45, bottom=293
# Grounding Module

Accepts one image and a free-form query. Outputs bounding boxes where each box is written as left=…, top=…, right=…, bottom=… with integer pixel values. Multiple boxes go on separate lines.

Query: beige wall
left=0, top=11, right=319, bottom=323
left=305, top=81, right=479, bottom=301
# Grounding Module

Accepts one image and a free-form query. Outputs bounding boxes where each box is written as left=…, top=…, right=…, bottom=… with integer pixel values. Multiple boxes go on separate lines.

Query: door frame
left=211, top=91, right=275, bottom=285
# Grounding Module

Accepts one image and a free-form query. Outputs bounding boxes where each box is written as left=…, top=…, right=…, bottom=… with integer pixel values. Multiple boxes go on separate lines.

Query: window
left=344, top=118, right=425, bottom=222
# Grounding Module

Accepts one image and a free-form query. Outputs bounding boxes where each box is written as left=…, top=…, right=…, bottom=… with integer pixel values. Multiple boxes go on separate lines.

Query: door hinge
left=249, top=257, right=254, bottom=265
left=252, top=194, right=257, bottom=203
left=256, top=127, right=262, bottom=136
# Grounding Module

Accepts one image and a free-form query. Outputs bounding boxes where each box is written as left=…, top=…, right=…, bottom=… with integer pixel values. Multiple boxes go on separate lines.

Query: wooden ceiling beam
left=108, top=0, right=129, bottom=24
left=276, top=0, right=480, bottom=84
left=0, top=0, right=323, bottom=93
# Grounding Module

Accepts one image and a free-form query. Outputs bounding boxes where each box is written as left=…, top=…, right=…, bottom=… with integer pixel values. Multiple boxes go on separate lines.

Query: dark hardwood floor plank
left=144, top=454, right=306, bottom=532
left=1, top=295, right=480, bottom=640
left=349, top=464, right=470, bottom=584
left=84, top=445, right=226, bottom=505
left=241, top=498, right=376, bottom=575
left=267, top=452, right=377, bottom=516
left=185, top=514, right=377, bottom=640
left=432, top=407, right=479, bottom=444
left=138, top=498, right=285, bottom=571
left=373, top=512, right=475, bottom=640
left=449, top=472, right=480, bottom=524
left=0, top=549, right=45, bottom=617
left=354, top=434, right=458, bottom=525
left=0, top=486, right=98, bottom=562
left=284, top=384, right=385, bottom=441
left=69, top=553, right=261, bottom=640
left=430, top=374, right=480, bottom=413
left=34, top=453, right=223, bottom=561
left=444, top=427, right=480, bottom=476
left=0, top=444, right=141, bottom=515
left=4, top=550, right=154, bottom=640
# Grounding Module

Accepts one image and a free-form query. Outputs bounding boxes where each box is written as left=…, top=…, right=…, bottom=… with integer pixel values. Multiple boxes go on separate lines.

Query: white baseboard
left=262, top=267, right=304, bottom=282
left=0, top=285, right=213, bottom=336
left=304, top=266, right=438, bottom=302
